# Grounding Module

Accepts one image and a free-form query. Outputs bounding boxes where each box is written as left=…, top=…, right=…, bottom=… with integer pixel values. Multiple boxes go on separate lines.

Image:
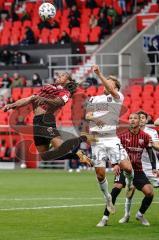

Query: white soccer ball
left=20, top=163, right=27, bottom=169
left=39, top=2, right=56, bottom=21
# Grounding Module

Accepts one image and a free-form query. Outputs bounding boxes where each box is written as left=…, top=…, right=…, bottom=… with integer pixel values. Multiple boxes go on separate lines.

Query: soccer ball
left=20, top=163, right=27, bottom=169
left=39, top=2, right=56, bottom=21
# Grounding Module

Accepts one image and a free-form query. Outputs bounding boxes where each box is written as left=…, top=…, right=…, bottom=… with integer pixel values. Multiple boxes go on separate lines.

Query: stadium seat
left=129, top=85, right=142, bottom=96
left=89, top=27, right=101, bottom=43
left=21, top=88, right=33, bottom=98
left=123, top=96, right=131, bottom=108
left=143, top=84, right=154, bottom=95
left=23, top=20, right=32, bottom=28
left=92, top=8, right=100, bottom=16
left=148, top=4, right=159, bottom=13
left=12, top=88, right=22, bottom=101
left=70, top=27, right=80, bottom=41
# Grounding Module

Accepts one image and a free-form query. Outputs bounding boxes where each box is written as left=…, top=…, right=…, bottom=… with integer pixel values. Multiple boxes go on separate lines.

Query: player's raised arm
left=92, top=64, right=121, bottom=99
left=1, top=95, right=35, bottom=112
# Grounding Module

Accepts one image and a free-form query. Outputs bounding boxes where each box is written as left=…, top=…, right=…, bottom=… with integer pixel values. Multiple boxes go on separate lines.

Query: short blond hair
left=107, top=75, right=121, bottom=90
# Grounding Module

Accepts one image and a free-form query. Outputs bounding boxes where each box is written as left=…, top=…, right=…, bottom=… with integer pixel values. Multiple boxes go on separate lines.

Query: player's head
left=137, top=111, right=148, bottom=127
left=129, top=113, right=140, bottom=129
left=55, top=72, right=71, bottom=85
left=55, top=72, right=78, bottom=95
left=104, top=75, right=121, bottom=94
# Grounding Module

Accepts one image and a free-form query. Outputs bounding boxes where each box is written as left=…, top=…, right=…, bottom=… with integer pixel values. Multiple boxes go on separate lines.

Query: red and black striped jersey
left=35, top=84, right=70, bottom=110
left=119, top=129, right=151, bottom=172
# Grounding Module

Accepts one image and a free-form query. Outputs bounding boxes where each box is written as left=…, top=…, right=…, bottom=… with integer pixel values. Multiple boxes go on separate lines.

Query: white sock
left=102, top=215, right=109, bottom=220
left=98, top=178, right=110, bottom=200
left=137, top=211, right=143, bottom=217
left=125, top=198, right=132, bottom=216
left=124, top=169, right=134, bottom=188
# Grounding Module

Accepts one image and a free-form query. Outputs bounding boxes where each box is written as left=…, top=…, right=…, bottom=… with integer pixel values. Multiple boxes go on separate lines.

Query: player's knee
left=96, top=174, right=105, bottom=182
left=124, top=166, right=132, bottom=174
left=145, top=189, right=154, bottom=197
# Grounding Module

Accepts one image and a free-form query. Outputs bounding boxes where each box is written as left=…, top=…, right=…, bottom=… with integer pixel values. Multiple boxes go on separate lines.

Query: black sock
left=41, top=137, right=84, bottom=161
left=139, top=195, right=153, bottom=214
left=104, top=187, right=121, bottom=216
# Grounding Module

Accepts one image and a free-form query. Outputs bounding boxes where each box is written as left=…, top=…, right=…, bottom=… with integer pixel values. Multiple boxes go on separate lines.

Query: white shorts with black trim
left=91, top=136, right=128, bottom=168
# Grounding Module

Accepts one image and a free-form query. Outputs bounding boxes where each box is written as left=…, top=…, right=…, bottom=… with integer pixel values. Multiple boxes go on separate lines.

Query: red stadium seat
left=143, top=84, right=154, bottom=95
left=89, top=27, right=101, bottom=43
left=12, top=88, right=22, bottom=101
left=70, top=27, right=80, bottom=41
left=23, top=20, right=32, bottom=28
left=129, top=85, right=142, bottom=96
left=148, top=4, right=159, bottom=13
left=123, top=96, right=131, bottom=108
left=39, top=35, right=49, bottom=44
left=12, top=21, right=22, bottom=30
left=93, top=8, right=100, bottom=16
left=21, top=88, right=33, bottom=98
left=49, top=28, right=60, bottom=43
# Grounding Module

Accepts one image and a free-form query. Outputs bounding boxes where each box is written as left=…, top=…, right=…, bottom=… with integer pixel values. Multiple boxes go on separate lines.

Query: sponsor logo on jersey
left=47, top=127, right=55, bottom=135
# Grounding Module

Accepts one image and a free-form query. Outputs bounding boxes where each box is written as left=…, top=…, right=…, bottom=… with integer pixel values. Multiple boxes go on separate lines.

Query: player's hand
left=92, top=64, right=100, bottom=76
left=152, top=169, right=159, bottom=177
left=1, top=104, right=14, bottom=112
left=33, top=96, right=46, bottom=105
left=112, top=164, right=121, bottom=176
left=85, top=112, right=93, bottom=121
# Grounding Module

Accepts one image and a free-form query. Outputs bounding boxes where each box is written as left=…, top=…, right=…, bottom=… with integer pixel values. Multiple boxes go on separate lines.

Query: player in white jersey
left=139, top=111, right=159, bottom=186
left=85, top=64, right=134, bottom=226
left=119, top=110, right=159, bottom=224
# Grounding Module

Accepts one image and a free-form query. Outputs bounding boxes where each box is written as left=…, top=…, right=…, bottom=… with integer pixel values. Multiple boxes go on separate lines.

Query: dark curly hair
left=65, top=73, right=78, bottom=95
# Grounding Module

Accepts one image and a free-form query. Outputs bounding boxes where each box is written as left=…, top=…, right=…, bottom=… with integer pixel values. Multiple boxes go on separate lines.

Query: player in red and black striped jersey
left=97, top=113, right=158, bottom=227
left=2, top=72, right=92, bottom=166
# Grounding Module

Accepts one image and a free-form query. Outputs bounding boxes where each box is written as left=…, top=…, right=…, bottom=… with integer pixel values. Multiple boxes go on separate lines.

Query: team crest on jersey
left=107, top=96, right=112, bottom=102
left=47, top=127, right=54, bottom=135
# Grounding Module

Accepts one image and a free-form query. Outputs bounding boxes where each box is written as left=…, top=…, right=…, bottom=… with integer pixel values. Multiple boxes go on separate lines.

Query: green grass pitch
left=0, top=169, right=158, bottom=240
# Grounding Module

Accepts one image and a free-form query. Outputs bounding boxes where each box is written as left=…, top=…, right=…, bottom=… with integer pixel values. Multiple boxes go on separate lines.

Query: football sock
left=98, top=178, right=110, bottom=200
left=139, top=195, right=153, bottom=214
left=124, top=197, right=132, bottom=216
left=104, top=187, right=121, bottom=217
left=124, top=169, right=134, bottom=188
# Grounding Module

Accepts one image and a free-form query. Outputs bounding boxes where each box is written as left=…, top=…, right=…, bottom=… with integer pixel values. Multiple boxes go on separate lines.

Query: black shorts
left=114, top=171, right=151, bottom=191
left=33, top=113, right=60, bottom=146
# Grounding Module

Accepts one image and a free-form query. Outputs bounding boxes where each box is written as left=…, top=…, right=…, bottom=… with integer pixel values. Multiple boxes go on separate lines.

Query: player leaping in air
left=85, top=64, right=134, bottom=218
left=2, top=72, right=92, bottom=166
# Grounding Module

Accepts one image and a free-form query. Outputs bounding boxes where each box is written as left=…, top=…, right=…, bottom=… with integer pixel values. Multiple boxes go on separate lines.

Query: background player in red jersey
left=97, top=113, right=158, bottom=227
left=2, top=72, right=92, bottom=166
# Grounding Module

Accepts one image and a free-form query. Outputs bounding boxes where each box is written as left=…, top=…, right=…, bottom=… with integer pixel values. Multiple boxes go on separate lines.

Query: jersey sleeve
left=58, top=90, right=70, bottom=103
left=145, top=134, right=151, bottom=148
left=114, top=91, right=124, bottom=103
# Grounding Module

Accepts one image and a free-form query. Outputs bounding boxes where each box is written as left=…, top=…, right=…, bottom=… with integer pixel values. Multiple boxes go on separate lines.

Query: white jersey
left=142, top=126, right=159, bottom=170
left=87, top=92, right=124, bottom=136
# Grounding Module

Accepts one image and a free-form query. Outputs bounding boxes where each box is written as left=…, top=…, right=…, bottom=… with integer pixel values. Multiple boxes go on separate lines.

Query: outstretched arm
left=2, top=95, right=34, bottom=112
left=92, top=64, right=120, bottom=99
left=146, top=147, right=156, bottom=170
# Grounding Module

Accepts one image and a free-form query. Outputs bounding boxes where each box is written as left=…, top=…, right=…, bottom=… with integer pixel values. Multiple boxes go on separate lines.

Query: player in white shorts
left=139, top=111, right=159, bottom=186
left=85, top=65, right=134, bottom=225
left=119, top=110, right=159, bottom=224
